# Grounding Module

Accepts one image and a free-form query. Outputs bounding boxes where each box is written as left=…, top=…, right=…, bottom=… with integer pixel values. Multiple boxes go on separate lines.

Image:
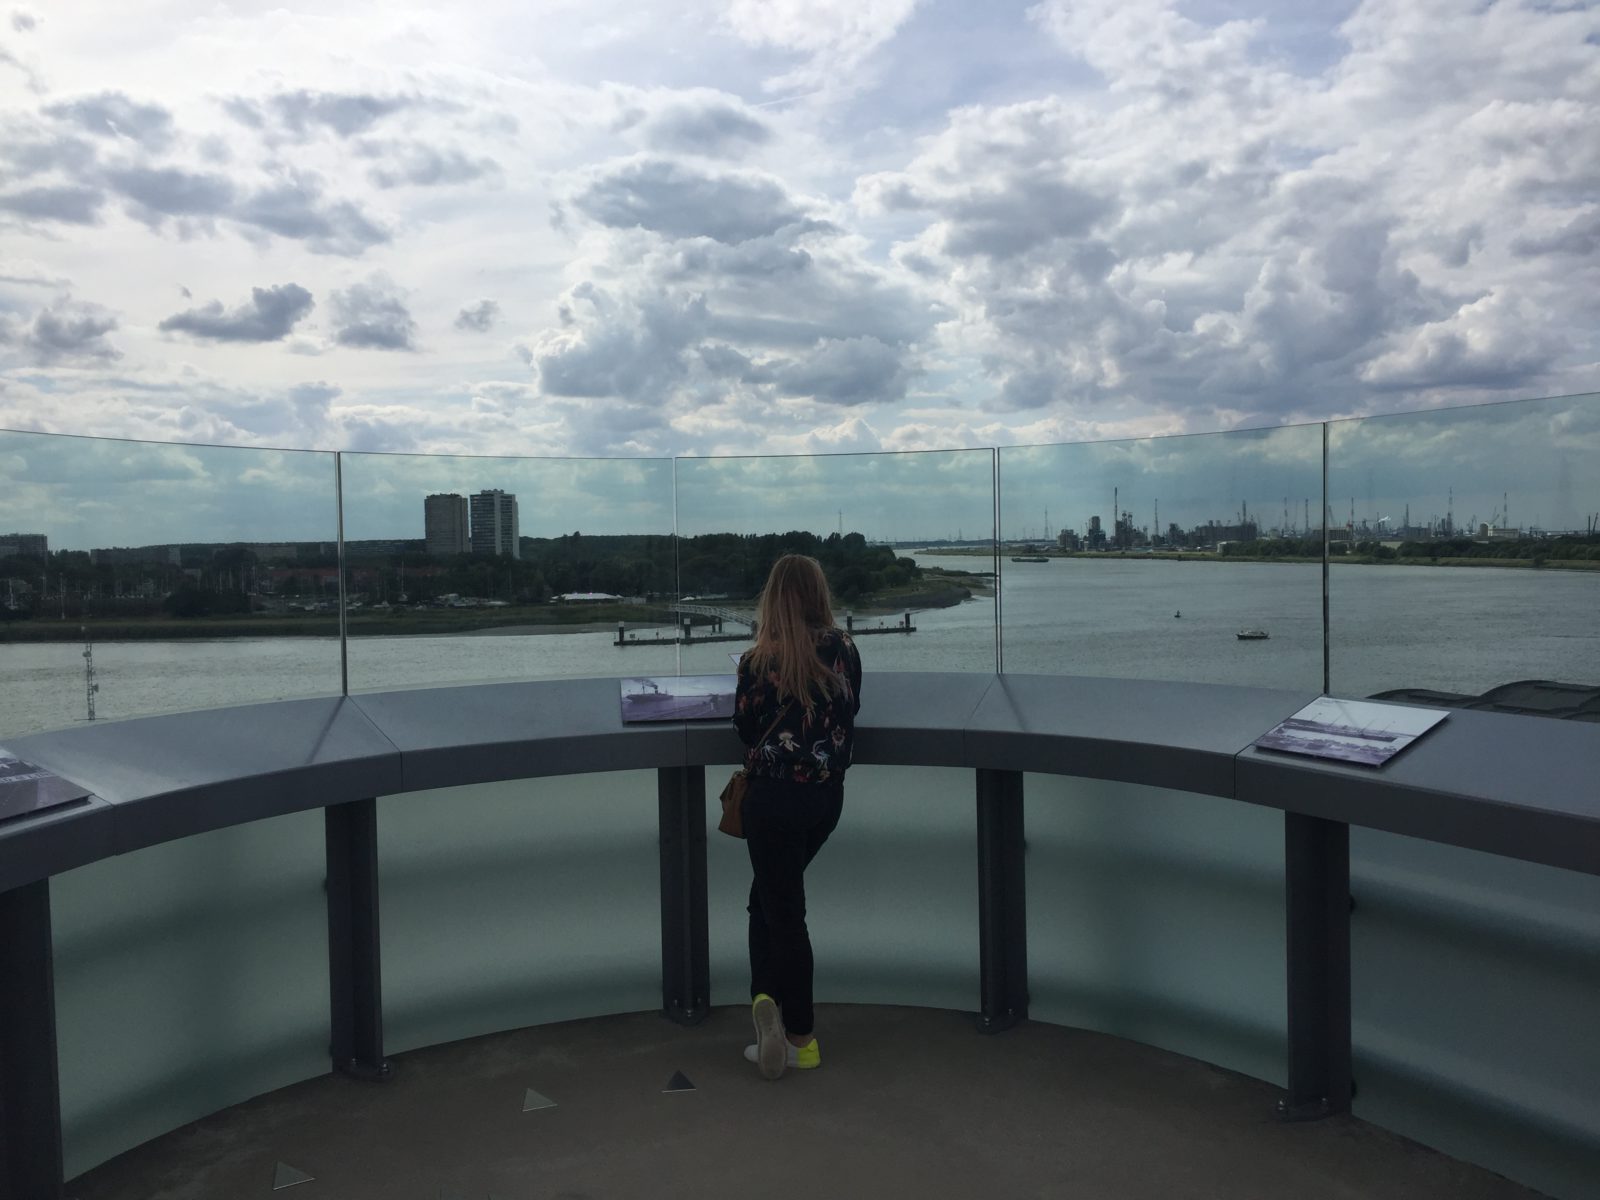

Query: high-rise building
left=424, top=494, right=469, bottom=556
left=469, top=490, right=519, bottom=558
left=0, top=532, right=48, bottom=559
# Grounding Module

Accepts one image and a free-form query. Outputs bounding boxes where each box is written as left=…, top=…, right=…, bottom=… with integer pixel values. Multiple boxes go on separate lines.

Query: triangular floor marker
left=664, top=1070, right=696, bottom=1092
left=522, top=1087, right=556, bottom=1112
left=273, top=1161, right=314, bottom=1190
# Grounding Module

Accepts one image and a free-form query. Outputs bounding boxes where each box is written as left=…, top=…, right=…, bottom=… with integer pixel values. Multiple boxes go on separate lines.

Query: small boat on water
left=1236, top=629, right=1270, bottom=640
left=1010, top=555, right=1050, bottom=563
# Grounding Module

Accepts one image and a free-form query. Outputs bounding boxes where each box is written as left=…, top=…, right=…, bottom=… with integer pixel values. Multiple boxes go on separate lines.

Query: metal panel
left=966, top=676, right=1316, bottom=797
left=1236, top=708, right=1600, bottom=877
left=353, top=680, right=685, bottom=792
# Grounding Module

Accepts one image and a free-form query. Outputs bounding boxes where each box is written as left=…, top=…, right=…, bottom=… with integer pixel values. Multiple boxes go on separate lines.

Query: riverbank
left=0, top=570, right=987, bottom=643
left=920, top=548, right=1600, bottom=570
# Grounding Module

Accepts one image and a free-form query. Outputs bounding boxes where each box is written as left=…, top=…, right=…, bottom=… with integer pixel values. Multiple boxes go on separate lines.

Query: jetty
left=614, top=605, right=916, bottom=646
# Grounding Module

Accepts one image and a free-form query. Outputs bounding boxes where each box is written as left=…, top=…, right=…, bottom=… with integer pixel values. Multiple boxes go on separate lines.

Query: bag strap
left=753, top=702, right=792, bottom=749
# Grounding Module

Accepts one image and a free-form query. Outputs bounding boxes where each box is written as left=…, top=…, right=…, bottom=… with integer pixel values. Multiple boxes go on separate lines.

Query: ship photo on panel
left=620, top=676, right=737, bottom=722
left=0, top=749, right=92, bottom=821
left=1253, top=697, right=1450, bottom=768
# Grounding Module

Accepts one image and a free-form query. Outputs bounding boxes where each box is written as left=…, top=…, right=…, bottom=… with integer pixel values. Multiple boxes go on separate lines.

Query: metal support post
left=976, top=768, right=1027, bottom=1033
left=0, top=880, right=64, bottom=1200
left=326, top=798, right=389, bottom=1080
left=1279, top=811, right=1352, bottom=1120
left=658, top=766, right=710, bottom=1026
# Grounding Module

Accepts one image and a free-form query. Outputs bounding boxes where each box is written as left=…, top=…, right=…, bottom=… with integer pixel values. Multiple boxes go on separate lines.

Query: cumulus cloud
left=771, top=336, right=910, bottom=405
left=1, top=298, right=120, bottom=365
left=235, top=176, right=390, bottom=255
left=0, top=184, right=104, bottom=224
left=454, top=300, right=500, bottom=332
left=330, top=276, right=417, bottom=350
left=614, top=88, right=773, bottom=157
left=361, top=141, right=498, bottom=189
left=104, top=165, right=235, bottom=223
left=12, top=11, right=36, bottom=32
left=571, top=158, right=808, bottom=243
left=224, top=90, right=430, bottom=140
left=725, top=0, right=921, bottom=93
left=159, top=284, right=315, bottom=343
left=44, top=92, right=175, bottom=152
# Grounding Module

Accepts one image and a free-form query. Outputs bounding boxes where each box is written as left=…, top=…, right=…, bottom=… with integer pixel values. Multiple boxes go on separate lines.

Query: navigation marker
left=272, top=1161, right=314, bottom=1190
left=522, top=1087, right=556, bottom=1112
left=664, top=1070, right=696, bottom=1092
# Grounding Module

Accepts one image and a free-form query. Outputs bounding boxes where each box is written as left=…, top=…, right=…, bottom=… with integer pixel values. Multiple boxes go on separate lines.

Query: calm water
left=3, top=558, right=1596, bottom=739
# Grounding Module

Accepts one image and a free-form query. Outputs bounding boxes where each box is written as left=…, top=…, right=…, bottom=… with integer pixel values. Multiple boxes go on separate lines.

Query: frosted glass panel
left=52, top=811, right=328, bottom=1178
left=1024, top=774, right=1286, bottom=1085
left=379, top=772, right=662, bottom=1054
left=709, top=765, right=979, bottom=1012
left=1350, top=830, right=1600, bottom=1200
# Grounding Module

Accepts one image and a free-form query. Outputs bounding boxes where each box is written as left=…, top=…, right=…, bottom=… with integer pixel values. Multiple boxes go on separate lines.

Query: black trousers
left=744, top=774, right=845, bottom=1039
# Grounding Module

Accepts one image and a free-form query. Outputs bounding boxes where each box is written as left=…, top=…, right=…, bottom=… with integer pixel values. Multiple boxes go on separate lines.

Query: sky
left=1, top=0, right=1598, bottom=546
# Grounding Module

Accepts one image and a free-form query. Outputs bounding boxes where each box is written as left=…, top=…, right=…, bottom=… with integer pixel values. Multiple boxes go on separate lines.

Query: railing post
left=976, top=768, right=1027, bottom=1033
left=1279, top=811, right=1352, bottom=1120
left=326, top=798, right=390, bottom=1080
left=0, top=879, right=64, bottom=1200
left=658, top=765, right=709, bottom=1026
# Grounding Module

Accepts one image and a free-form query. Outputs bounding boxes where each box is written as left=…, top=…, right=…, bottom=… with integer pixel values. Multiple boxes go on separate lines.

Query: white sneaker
left=751, top=994, right=786, bottom=1080
left=744, top=1041, right=800, bottom=1068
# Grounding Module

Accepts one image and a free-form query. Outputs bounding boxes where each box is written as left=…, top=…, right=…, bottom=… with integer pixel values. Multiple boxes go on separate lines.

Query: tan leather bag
left=718, top=703, right=791, bottom=838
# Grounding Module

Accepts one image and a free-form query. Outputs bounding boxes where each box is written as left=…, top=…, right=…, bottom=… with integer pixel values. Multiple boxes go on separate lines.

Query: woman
left=733, top=554, right=862, bottom=1081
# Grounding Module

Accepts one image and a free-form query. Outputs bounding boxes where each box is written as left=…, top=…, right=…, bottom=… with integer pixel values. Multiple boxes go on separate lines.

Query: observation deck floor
left=70, top=1004, right=1545, bottom=1200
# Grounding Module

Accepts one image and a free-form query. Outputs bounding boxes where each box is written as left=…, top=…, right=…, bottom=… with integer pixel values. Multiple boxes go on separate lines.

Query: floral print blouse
left=733, top=628, right=862, bottom=783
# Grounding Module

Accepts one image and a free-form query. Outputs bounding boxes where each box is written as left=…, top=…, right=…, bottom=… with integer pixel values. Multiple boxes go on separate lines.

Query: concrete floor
left=69, top=1004, right=1548, bottom=1200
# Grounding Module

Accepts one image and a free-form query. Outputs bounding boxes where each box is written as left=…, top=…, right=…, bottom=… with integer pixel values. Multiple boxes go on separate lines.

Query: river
left=3, top=557, right=1596, bottom=740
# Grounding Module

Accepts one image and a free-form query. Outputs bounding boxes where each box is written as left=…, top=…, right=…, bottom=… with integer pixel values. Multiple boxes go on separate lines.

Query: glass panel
left=52, top=810, right=328, bottom=1178
left=337, top=452, right=676, bottom=691
left=998, top=425, right=1325, bottom=688
left=708, top=765, right=979, bottom=1012
left=379, top=773, right=662, bottom=1053
left=1025, top=774, right=1286, bottom=1085
left=1327, top=393, right=1600, bottom=699
left=673, top=449, right=998, bottom=675
left=1350, top=829, right=1600, bottom=1200
left=0, top=430, right=341, bottom=738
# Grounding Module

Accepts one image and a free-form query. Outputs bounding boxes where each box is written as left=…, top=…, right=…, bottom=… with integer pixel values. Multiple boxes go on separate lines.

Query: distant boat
left=1009, top=555, right=1050, bottom=563
left=1237, top=629, right=1270, bottom=640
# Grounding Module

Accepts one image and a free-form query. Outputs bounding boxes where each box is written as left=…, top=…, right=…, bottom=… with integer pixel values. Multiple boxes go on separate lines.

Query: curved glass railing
left=5, top=394, right=1599, bottom=1199
left=4, top=392, right=1597, bottom=733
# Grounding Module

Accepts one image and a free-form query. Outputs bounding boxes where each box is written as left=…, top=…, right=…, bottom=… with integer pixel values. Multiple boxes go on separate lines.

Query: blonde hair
left=746, top=554, right=842, bottom=711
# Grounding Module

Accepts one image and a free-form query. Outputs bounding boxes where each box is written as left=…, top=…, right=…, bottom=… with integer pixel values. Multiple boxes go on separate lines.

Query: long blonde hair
left=746, top=554, right=842, bottom=710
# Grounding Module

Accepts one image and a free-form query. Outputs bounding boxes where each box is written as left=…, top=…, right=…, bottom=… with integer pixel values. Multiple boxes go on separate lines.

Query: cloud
left=235, top=176, right=390, bottom=255
left=11, top=11, right=35, bottom=31
left=361, top=141, right=498, bottom=189
left=103, top=165, right=235, bottom=222
left=159, top=284, right=315, bottom=343
left=454, top=300, right=500, bottom=332
left=0, top=127, right=98, bottom=178
left=44, top=92, right=175, bottom=152
left=725, top=0, right=921, bottom=93
left=622, top=89, right=774, bottom=157
left=4, top=298, right=120, bottom=365
left=224, top=90, right=431, bottom=140
left=571, top=158, right=808, bottom=243
left=0, top=184, right=104, bottom=224
left=329, top=276, right=417, bottom=350
left=772, top=336, right=910, bottom=405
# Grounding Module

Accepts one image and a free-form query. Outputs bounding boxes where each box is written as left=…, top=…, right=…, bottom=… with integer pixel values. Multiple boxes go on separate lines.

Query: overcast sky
left=1, top=1, right=1598, bottom=546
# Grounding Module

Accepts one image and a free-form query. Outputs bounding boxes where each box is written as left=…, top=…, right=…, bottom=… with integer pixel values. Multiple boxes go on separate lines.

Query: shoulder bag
left=718, top=702, right=792, bottom=838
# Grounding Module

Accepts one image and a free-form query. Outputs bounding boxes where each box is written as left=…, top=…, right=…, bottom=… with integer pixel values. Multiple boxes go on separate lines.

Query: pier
left=613, top=607, right=916, bottom=646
